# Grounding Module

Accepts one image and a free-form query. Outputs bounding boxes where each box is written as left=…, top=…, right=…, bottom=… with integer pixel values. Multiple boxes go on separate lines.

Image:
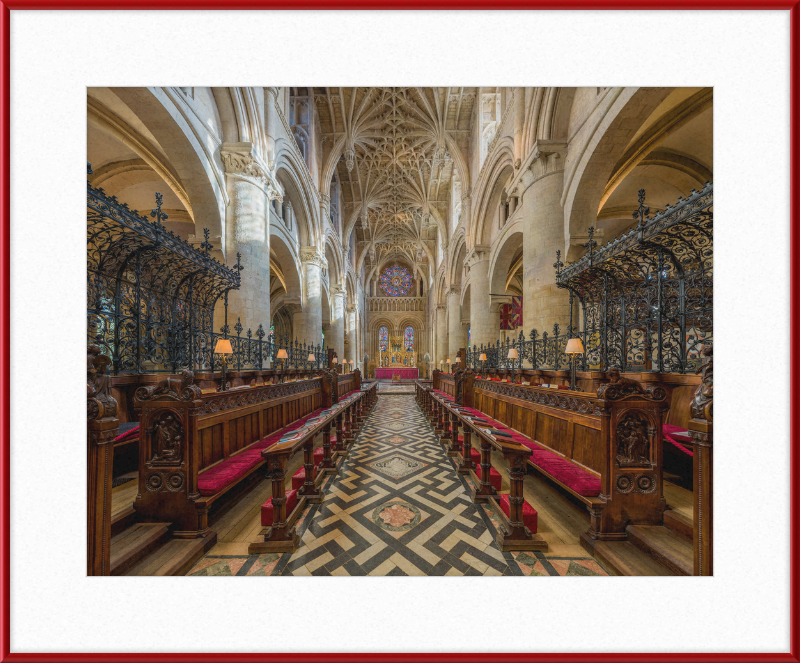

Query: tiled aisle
left=187, top=394, right=607, bottom=576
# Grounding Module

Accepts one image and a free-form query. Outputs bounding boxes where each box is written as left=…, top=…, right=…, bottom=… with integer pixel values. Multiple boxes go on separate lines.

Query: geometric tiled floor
left=186, top=394, right=607, bottom=576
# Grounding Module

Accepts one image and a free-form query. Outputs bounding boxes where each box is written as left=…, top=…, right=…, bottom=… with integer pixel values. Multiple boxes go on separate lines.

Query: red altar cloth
left=375, top=367, right=418, bottom=380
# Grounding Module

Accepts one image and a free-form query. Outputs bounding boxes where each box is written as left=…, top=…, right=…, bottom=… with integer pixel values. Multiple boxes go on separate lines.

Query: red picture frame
left=1, top=3, right=798, bottom=661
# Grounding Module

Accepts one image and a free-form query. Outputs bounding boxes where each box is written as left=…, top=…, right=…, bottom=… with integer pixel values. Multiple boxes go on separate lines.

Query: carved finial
left=234, top=318, right=243, bottom=336
left=200, top=228, right=213, bottom=256
left=150, top=192, right=169, bottom=227
left=233, top=252, right=244, bottom=277
left=633, top=188, right=650, bottom=229
left=87, top=162, right=93, bottom=175
left=553, top=250, right=564, bottom=278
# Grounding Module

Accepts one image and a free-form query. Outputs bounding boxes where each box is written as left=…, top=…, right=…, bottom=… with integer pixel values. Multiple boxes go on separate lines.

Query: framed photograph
left=2, top=2, right=797, bottom=661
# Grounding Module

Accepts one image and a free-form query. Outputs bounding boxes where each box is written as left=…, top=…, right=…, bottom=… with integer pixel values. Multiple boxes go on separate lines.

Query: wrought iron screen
left=87, top=171, right=326, bottom=374
left=465, top=184, right=713, bottom=375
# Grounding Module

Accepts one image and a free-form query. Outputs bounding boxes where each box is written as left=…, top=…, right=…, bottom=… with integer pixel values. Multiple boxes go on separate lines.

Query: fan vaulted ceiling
left=311, top=87, right=480, bottom=270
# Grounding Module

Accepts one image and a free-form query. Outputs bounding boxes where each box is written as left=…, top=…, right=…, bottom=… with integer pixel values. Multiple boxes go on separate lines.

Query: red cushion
left=197, top=452, right=261, bottom=496
left=499, top=494, right=538, bottom=533
left=526, top=443, right=601, bottom=496
left=663, top=424, right=693, bottom=456
left=314, top=447, right=325, bottom=464
left=113, top=425, right=140, bottom=442
left=292, top=467, right=306, bottom=491
left=261, top=489, right=299, bottom=526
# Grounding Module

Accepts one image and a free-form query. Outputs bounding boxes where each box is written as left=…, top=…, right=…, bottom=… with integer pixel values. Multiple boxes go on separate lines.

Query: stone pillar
left=220, top=142, right=281, bottom=333
left=328, top=284, right=346, bottom=362
left=447, top=286, right=466, bottom=362
left=521, top=142, right=571, bottom=335
left=436, top=305, right=448, bottom=367
left=293, top=248, right=326, bottom=347
left=264, top=87, right=280, bottom=170
left=513, top=87, right=525, bottom=170
left=283, top=200, right=293, bottom=230
left=466, top=246, right=492, bottom=350
left=346, top=304, right=358, bottom=368
left=320, top=194, right=331, bottom=231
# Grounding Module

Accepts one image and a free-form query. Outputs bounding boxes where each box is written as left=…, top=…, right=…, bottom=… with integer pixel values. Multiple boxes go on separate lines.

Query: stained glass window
left=404, top=326, right=414, bottom=351
left=379, top=264, right=413, bottom=297
left=379, top=326, right=388, bottom=351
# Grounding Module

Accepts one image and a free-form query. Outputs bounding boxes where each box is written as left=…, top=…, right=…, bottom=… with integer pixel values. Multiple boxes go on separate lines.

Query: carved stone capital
left=446, top=285, right=461, bottom=298
left=525, top=140, right=568, bottom=185
left=221, top=142, right=283, bottom=201
left=300, top=247, right=327, bottom=271
left=436, top=304, right=447, bottom=311
left=331, top=283, right=346, bottom=298
left=465, top=245, right=490, bottom=268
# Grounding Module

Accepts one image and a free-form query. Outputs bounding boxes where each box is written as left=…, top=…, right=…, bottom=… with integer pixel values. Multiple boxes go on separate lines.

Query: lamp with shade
left=276, top=348, right=289, bottom=383
left=446, top=358, right=451, bottom=374
left=479, top=352, right=487, bottom=378
left=307, top=353, right=316, bottom=376
left=214, top=338, right=234, bottom=392
left=507, top=347, right=519, bottom=383
left=565, top=337, right=585, bottom=391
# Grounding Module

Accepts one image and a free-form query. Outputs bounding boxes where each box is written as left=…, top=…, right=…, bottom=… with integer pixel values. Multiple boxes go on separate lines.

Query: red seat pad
left=292, top=467, right=307, bottom=492
left=313, top=447, right=325, bottom=464
left=261, top=489, right=299, bottom=526
left=113, top=425, right=140, bottom=442
left=499, top=494, right=538, bottom=533
left=197, top=451, right=261, bottom=496
left=663, top=423, right=693, bottom=457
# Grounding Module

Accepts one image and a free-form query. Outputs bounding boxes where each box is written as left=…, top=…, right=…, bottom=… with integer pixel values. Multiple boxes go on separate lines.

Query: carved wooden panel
left=615, top=411, right=654, bottom=468
left=147, top=409, right=184, bottom=466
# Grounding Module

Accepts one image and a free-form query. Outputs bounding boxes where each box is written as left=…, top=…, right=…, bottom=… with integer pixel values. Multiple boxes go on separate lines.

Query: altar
left=375, top=367, right=418, bottom=380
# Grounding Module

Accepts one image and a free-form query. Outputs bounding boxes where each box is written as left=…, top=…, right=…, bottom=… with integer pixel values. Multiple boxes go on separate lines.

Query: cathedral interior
left=86, top=86, right=713, bottom=579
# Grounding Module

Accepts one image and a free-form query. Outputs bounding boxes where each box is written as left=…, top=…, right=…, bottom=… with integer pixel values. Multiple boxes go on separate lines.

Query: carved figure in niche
left=597, top=366, right=648, bottom=400
left=87, top=344, right=117, bottom=418
left=690, top=343, right=713, bottom=421
left=616, top=414, right=651, bottom=466
left=150, top=414, right=183, bottom=464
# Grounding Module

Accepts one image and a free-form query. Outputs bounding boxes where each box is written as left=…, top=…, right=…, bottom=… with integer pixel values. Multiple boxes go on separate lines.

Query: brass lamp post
left=349, top=359, right=355, bottom=372
left=332, top=356, right=338, bottom=374
left=307, top=353, right=316, bottom=378
left=479, top=352, right=487, bottom=379
left=276, top=348, right=289, bottom=383
left=565, top=338, right=585, bottom=391
left=446, top=358, right=451, bottom=374
left=214, top=338, right=233, bottom=392
left=507, top=347, right=519, bottom=383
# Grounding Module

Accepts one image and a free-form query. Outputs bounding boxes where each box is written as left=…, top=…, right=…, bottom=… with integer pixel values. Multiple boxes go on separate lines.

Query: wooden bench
left=249, top=380, right=378, bottom=553
left=418, top=381, right=544, bottom=551
left=425, top=369, right=670, bottom=543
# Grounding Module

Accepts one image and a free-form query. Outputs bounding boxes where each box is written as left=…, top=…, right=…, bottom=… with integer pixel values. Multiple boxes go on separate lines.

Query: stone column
left=447, top=286, right=466, bottom=362
left=283, top=200, right=293, bottom=230
left=293, top=248, right=326, bottom=348
left=264, top=87, right=280, bottom=170
left=220, top=142, right=281, bottom=333
left=436, top=304, right=448, bottom=366
left=513, top=87, right=525, bottom=170
left=520, top=142, right=571, bottom=335
left=328, top=284, right=346, bottom=362
left=466, top=246, right=492, bottom=350
left=347, top=304, right=357, bottom=367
